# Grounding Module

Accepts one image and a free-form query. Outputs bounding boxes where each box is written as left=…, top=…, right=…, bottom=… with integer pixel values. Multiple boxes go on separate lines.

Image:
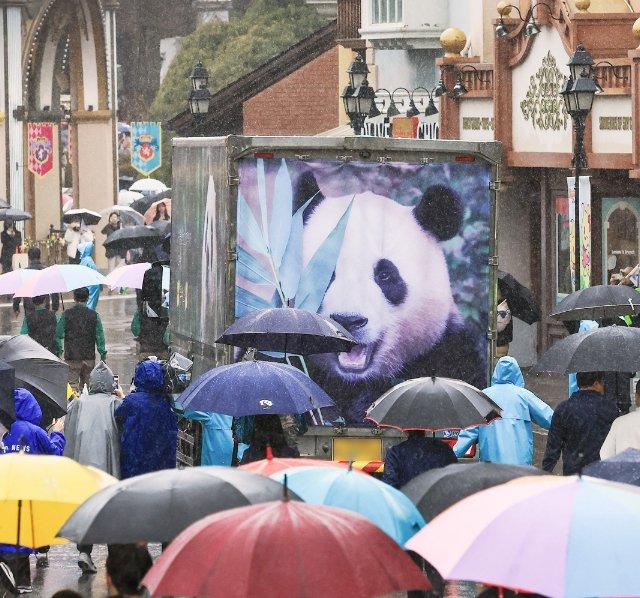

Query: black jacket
left=542, top=390, right=619, bottom=475
left=25, top=308, right=57, bottom=354
left=62, top=304, right=98, bottom=361
left=0, top=230, right=21, bottom=270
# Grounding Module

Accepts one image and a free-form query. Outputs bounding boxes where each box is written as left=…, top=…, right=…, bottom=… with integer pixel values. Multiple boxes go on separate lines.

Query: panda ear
left=413, top=185, right=463, bottom=241
left=293, top=170, right=325, bottom=223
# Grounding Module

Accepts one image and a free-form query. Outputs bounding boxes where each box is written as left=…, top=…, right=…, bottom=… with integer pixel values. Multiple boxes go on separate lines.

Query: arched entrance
left=19, top=0, right=118, bottom=260
left=603, top=199, right=640, bottom=284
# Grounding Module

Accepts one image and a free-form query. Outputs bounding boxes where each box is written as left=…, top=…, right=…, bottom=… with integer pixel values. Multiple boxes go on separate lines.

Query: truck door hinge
left=490, top=180, right=501, bottom=191
left=228, top=249, right=238, bottom=262
left=489, top=256, right=499, bottom=266
left=228, top=175, right=239, bottom=186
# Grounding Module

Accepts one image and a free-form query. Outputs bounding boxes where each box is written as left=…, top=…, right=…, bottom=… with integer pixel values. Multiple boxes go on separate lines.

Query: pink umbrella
left=0, top=269, right=38, bottom=295
left=104, top=262, right=151, bottom=290
left=144, top=198, right=171, bottom=224
left=14, top=265, right=105, bottom=297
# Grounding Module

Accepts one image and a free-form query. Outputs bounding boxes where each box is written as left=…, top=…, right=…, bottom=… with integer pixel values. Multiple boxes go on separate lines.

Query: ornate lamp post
left=560, top=44, right=597, bottom=291
left=188, top=61, right=212, bottom=134
left=341, top=51, right=375, bottom=135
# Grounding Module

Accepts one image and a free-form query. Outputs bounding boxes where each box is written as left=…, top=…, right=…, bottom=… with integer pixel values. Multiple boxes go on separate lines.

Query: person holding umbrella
left=542, top=371, right=619, bottom=475
left=101, top=212, right=122, bottom=273
left=239, top=414, right=299, bottom=464
left=0, top=222, right=21, bottom=273
left=12, top=247, right=60, bottom=315
left=20, top=294, right=61, bottom=355
left=63, top=220, right=93, bottom=265
left=453, top=357, right=553, bottom=466
left=115, top=360, right=177, bottom=479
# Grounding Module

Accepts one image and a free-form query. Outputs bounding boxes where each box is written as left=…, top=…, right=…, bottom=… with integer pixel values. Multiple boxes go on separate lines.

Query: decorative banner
left=568, top=176, right=592, bottom=290
left=27, top=122, right=55, bottom=178
left=131, top=122, right=162, bottom=176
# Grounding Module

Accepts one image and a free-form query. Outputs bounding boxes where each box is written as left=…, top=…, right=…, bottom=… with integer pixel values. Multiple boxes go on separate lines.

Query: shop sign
left=599, top=116, right=632, bottom=131
left=462, top=117, right=494, bottom=131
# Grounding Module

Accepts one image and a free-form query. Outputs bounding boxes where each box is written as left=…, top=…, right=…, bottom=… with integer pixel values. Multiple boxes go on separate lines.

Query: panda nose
left=331, top=313, right=368, bottom=333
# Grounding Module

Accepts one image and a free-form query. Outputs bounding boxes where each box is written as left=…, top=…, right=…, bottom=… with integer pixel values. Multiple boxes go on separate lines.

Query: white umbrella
left=0, top=269, right=38, bottom=295
left=118, top=189, right=144, bottom=207
left=62, top=209, right=102, bottom=225
left=14, top=265, right=106, bottom=298
left=104, top=262, right=151, bottom=290
left=130, top=179, right=168, bottom=195
left=99, top=206, right=144, bottom=226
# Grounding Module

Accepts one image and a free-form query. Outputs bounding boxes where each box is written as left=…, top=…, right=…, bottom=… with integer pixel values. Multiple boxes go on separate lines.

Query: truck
left=170, top=135, right=500, bottom=466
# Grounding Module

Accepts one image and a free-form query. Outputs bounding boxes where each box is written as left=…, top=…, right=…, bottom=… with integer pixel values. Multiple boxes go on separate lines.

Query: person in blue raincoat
left=0, top=389, right=65, bottom=593
left=453, top=357, right=553, bottom=465
left=79, top=241, right=101, bottom=310
left=115, top=360, right=177, bottom=479
left=183, top=411, right=247, bottom=466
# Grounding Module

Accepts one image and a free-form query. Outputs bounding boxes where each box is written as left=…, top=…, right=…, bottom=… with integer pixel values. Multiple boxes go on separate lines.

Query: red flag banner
left=27, top=122, right=55, bottom=177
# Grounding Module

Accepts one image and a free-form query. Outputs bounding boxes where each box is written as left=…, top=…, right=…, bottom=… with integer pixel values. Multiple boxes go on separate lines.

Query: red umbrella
left=239, top=446, right=349, bottom=477
left=143, top=499, right=430, bottom=598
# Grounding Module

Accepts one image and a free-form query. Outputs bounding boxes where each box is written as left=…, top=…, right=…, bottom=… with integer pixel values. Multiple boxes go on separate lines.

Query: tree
left=150, top=0, right=327, bottom=122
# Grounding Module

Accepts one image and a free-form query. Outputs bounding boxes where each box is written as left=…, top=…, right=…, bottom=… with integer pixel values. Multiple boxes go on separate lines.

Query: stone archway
left=20, top=0, right=118, bottom=258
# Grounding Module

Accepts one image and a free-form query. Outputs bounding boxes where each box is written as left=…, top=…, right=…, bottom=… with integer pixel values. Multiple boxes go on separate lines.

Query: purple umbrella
left=176, top=360, right=335, bottom=416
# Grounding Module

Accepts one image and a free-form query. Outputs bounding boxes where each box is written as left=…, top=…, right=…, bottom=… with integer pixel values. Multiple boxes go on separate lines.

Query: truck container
left=171, top=135, right=500, bottom=462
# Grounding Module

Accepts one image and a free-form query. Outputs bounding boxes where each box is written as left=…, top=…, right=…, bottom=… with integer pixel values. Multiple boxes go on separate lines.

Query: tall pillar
left=104, top=0, right=119, bottom=198
left=0, top=8, right=6, bottom=201
left=3, top=0, right=25, bottom=212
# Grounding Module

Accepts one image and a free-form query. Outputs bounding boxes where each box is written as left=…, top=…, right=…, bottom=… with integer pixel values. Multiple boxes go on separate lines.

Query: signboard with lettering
left=391, top=116, right=419, bottom=139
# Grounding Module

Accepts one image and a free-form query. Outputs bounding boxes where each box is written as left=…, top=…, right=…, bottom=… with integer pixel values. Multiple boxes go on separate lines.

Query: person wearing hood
left=78, top=241, right=101, bottom=310
left=64, top=361, right=122, bottom=574
left=453, top=357, right=554, bottom=465
left=0, top=389, right=64, bottom=593
left=115, top=360, right=177, bottom=479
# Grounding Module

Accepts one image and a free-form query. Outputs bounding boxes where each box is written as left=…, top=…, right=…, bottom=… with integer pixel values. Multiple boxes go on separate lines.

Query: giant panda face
left=302, top=185, right=463, bottom=383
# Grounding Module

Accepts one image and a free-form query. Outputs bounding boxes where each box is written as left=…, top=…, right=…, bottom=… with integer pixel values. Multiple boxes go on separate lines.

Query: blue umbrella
left=216, top=307, right=356, bottom=355
left=176, top=360, right=335, bottom=416
left=584, top=448, right=640, bottom=486
left=271, top=466, right=425, bottom=544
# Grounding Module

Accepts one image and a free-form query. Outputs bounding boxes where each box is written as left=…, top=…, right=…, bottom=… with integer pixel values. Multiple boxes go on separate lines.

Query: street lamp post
left=341, top=51, right=375, bottom=135
left=188, top=61, right=212, bottom=135
left=560, top=44, right=597, bottom=291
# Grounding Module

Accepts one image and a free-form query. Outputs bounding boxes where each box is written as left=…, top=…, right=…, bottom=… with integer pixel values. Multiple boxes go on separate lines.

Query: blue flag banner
left=131, top=122, right=162, bottom=176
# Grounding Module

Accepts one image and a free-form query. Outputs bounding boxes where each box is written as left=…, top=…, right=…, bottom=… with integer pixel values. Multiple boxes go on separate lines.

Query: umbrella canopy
left=62, top=208, right=101, bottom=225
left=271, top=467, right=425, bottom=544
left=177, top=360, right=335, bottom=416
left=0, top=269, right=38, bottom=295
left=407, top=475, right=640, bottom=597
left=143, top=500, right=431, bottom=598
left=583, top=448, right=640, bottom=486
left=0, top=361, right=16, bottom=425
left=104, top=262, right=151, bottom=290
left=61, top=194, right=73, bottom=212
left=0, top=454, right=115, bottom=548
left=130, top=178, right=168, bottom=195
left=0, top=208, right=31, bottom=222
left=497, top=270, right=540, bottom=324
left=534, top=325, right=640, bottom=374
left=143, top=198, right=172, bottom=224
left=240, top=451, right=348, bottom=477
left=365, top=376, right=501, bottom=431
left=217, top=307, right=356, bottom=355
left=0, top=335, right=69, bottom=420
left=58, top=466, right=298, bottom=545
left=550, top=284, right=640, bottom=321
left=402, top=462, right=547, bottom=522
left=0, top=199, right=10, bottom=209
left=99, top=205, right=144, bottom=227
left=102, top=225, right=163, bottom=253
left=13, top=264, right=105, bottom=298
left=117, top=189, right=144, bottom=207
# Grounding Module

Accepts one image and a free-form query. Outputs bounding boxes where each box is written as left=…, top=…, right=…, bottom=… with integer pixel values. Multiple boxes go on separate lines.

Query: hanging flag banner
left=27, top=122, right=55, bottom=178
left=568, top=176, right=592, bottom=290
left=131, top=122, right=162, bottom=176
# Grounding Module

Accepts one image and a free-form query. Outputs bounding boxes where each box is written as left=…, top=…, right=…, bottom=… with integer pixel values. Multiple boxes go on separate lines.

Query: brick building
left=168, top=21, right=340, bottom=136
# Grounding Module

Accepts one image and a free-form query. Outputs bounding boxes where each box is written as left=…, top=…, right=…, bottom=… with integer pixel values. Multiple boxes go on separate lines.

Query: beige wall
left=32, top=123, right=61, bottom=240
left=0, top=120, right=6, bottom=201
left=75, top=113, right=116, bottom=268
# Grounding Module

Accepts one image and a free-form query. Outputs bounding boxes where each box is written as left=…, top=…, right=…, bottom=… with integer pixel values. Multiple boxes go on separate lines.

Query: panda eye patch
left=374, top=259, right=407, bottom=306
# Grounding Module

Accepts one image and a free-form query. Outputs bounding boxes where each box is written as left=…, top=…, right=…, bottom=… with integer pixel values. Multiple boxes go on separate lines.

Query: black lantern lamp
left=495, top=19, right=508, bottom=37
left=368, top=99, right=382, bottom=118
left=341, top=79, right=375, bottom=135
left=424, top=96, right=439, bottom=117
left=190, top=61, right=209, bottom=91
left=524, top=17, right=541, bottom=36
left=433, top=79, right=448, bottom=97
left=406, top=99, right=420, bottom=118
left=452, top=76, right=468, bottom=98
left=386, top=98, right=401, bottom=118
left=568, top=43, right=594, bottom=80
left=495, top=2, right=558, bottom=38
left=347, top=51, right=369, bottom=89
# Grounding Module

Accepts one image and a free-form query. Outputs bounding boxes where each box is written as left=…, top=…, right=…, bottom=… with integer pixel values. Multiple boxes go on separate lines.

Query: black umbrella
left=0, top=335, right=69, bottom=421
left=0, top=361, right=16, bottom=427
left=102, top=225, right=162, bottom=253
left=550, top=284, right=640, bottom=321
left=533, top=325, right=640, bottom=374
left=583, top=448, right=640, bottom=486
left=148, top=219, right=171, bottom=235
left=217, top=307, right=356, bottom=355
left=58, top=466, right=300, bottom=544
left=402, top=462, right=546, bottom=521
left=0, top=208, right=32, bottom=222
left=62, top=208, right=101, bottom=226
left=0, top=199, right=11, bottom=209
left=365, top=376, right=501, bottom=432
left=497, top=270, right=540, bottom=324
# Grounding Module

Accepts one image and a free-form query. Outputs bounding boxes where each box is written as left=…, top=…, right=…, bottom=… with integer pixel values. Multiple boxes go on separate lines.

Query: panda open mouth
left=337, top=342, right=377, bottom=372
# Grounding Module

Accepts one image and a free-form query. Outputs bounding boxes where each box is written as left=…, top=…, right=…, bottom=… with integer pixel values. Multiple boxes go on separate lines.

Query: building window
left=372, top=0, right=403, bottom=24
left=603, top=199, right=640, bottom=285
left=555, top=196, right=571, bottom=302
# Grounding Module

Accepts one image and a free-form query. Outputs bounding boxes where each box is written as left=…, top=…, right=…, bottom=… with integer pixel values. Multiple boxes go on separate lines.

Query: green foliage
left=150, top=0, right=327, bottom=121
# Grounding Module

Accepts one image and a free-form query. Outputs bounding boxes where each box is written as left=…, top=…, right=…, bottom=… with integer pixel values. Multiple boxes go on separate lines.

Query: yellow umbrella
left=0, top=453, right=116, bottom=548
